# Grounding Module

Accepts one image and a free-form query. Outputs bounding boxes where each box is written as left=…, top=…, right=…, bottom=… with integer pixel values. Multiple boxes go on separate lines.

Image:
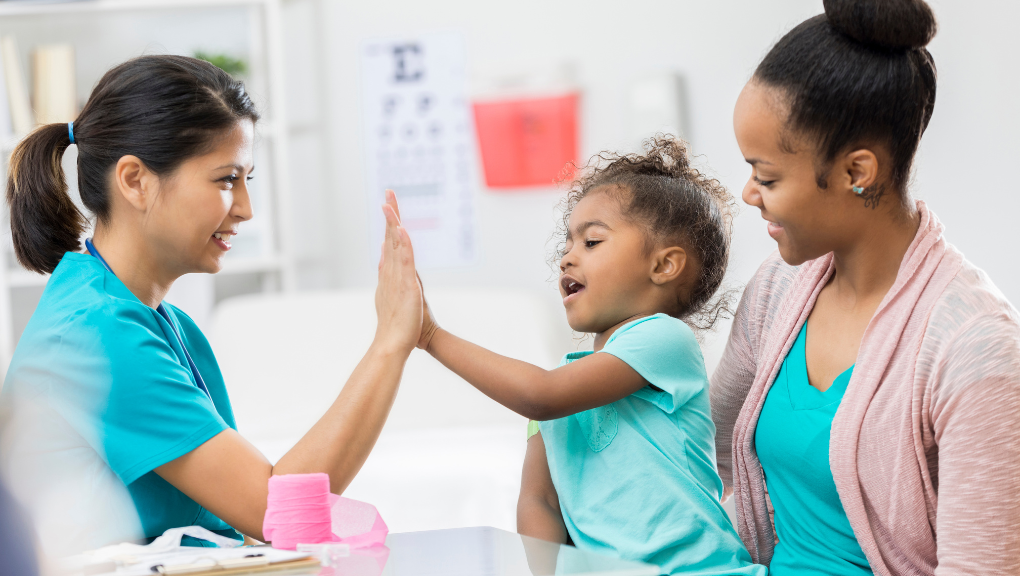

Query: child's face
left=558, top=189, right=659, bottom=334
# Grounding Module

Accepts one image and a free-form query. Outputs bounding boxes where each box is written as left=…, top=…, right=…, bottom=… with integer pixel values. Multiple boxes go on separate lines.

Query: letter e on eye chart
left=360, top=32, right=478, bottom=269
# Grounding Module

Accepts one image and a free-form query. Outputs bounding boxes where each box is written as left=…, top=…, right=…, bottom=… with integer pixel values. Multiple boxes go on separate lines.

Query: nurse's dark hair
left=555, top=136, right=737, bottom=333
left=754, top=0, right=937, bottom=206
left=6, top=54, right=260, bottom=274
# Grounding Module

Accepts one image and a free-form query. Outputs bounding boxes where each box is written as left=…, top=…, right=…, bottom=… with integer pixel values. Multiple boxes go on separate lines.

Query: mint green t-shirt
left=0, top=253, right=240, bottom=549
left=755, top=322, right=871, bottom=575
left=539, top=314, right=764, bottom=576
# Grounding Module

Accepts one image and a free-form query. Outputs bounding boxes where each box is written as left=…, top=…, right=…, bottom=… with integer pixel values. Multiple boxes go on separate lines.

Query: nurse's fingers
left=381, top=202, right=415, bottom=277
left=375, top=201, right=421, bottom=354
left=379, top=201, right=401, bottom=270
left=383, top=202, right=399, bottom=249
left=384, top=189, right=402, bottom=224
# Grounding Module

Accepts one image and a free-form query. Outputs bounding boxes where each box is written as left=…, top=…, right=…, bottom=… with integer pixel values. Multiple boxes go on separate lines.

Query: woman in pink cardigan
left=711, top=0, right=1020, bottom=575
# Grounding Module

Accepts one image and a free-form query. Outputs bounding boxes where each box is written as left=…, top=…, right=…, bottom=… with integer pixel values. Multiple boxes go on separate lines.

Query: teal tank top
left=754, top=322, right=872, bottom=575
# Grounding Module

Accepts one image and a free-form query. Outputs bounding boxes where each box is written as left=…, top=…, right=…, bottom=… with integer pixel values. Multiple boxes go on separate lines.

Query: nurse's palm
left=375, top=193, right=422, bottom=353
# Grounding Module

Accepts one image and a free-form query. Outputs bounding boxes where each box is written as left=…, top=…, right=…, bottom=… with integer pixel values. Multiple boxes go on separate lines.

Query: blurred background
left=0, top=0, right=1015, bottom=535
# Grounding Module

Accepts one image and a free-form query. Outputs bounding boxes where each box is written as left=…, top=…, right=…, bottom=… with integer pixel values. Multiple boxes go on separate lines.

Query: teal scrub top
left=0, top=252, right=240, bottom=546
left=540, top=314, right=765, bottom=576
left=755, top=322, right=871, bottom=575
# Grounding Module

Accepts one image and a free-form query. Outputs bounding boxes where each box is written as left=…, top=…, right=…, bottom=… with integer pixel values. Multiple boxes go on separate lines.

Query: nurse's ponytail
left=5, top=55, right=260, bottom=274
left=6, top=123, right=82, bottom=275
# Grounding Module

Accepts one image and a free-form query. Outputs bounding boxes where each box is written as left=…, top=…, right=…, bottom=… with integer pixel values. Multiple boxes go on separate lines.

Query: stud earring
left=853, top=186, right=865, bottom=195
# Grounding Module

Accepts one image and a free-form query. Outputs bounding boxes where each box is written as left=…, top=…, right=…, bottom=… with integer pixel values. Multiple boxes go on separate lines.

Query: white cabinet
left=0, top=0, right=298, bottom=368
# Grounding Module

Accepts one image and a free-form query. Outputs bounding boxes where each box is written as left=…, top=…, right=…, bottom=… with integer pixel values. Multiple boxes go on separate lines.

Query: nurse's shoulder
left=37, top=252, right=165, bottom=334
left=9, top=252, right=176, bottom=391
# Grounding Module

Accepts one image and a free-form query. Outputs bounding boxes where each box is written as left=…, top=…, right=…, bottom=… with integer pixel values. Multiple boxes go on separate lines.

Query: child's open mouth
left=560, top=275, right=586, bottom=303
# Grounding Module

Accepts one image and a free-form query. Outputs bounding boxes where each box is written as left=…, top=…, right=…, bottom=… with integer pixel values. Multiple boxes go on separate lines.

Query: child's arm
left=422, top=324, right=647, bottom=420
left=517, top=432, right=568, bottom=544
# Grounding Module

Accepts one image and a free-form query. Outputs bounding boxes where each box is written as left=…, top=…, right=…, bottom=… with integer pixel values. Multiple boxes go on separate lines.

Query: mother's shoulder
left=741, top=250, right=804, bottom=314
left=927, top=257, right=1020, bottom=340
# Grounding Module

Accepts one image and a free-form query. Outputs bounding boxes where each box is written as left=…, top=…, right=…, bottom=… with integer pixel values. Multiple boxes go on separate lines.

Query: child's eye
left=584, top=239, right=602, bottom=248
left=754, top=176, right=775, bottom=188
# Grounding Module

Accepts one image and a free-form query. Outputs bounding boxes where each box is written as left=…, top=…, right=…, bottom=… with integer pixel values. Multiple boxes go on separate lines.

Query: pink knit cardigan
left=711, top=202, right=1020, bottom=575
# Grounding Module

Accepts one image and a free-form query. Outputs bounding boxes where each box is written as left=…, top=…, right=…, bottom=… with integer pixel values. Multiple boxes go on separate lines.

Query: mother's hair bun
left=823, top=0, right=937, bottom=50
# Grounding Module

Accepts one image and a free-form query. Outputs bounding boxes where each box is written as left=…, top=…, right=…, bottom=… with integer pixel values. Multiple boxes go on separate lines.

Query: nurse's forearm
left=272, top=340, right=409, bottom=493
left=155, top=340, right=411, bottom=542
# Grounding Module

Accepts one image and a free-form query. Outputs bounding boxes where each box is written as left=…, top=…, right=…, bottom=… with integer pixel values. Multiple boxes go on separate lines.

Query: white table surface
left=287, top=526, right=662, bottom=576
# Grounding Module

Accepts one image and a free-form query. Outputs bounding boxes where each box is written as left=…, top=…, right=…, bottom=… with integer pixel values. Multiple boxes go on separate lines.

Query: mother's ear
left=649, top=246, right=687, bottom=285
left=113, top=155, right=160, bottom=212
left=838, top=148, right=880, bottom=194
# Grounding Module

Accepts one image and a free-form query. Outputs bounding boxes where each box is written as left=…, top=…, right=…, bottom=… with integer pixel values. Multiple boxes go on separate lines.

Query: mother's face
left=733, top=82, right=860, bottom=266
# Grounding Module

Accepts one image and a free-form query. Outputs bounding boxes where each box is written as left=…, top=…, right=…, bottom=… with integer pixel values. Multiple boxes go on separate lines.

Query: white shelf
left=0, top=0, right=299, bottom=367
left=4, top=254, right=283, bottom=289
left=1, top=117, right=285, bottom=153
left=0, top=0, right=269, bottom=17
left=7, top=269, right=47, bottom=288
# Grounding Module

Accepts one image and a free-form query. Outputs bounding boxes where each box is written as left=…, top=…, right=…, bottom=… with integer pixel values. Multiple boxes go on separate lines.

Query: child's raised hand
left=374, top=190, right=423, bottom=355
left=416, top=274, right=440, bottom=351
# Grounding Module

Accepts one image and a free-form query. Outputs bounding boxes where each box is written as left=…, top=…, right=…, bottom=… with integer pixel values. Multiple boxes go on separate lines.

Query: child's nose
left=559, top=250, right=576, bottom=272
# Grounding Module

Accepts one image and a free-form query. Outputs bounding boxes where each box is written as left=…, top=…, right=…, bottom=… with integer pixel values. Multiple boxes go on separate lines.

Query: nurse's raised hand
left=374, top=190, right=422, bottom=355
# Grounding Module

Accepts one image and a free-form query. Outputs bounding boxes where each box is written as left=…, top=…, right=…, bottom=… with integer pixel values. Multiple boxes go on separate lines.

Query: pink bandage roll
left=263, top=473, right=335, bottom=550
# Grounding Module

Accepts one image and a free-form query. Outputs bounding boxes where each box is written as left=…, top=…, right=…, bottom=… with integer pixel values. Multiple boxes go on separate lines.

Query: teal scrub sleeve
left=597, top=313, right=707, bottom=414
left=48, top=300, right=229, bottom=486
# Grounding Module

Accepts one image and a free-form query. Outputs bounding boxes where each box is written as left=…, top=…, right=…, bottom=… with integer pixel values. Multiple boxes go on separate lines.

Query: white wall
left=281, top=0, right=1020, bottom=371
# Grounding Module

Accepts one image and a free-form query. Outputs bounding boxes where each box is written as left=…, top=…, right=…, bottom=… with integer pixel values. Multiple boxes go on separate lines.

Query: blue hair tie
left=68, top=121, right=74, bottom=144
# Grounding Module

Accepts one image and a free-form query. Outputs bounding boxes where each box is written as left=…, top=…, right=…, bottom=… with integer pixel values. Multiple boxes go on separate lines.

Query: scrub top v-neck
left=754, top=322, right=872, bottom=576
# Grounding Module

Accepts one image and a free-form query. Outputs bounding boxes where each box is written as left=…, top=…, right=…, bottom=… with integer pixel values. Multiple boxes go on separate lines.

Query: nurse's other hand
left=417, top=274, right=439, bottom=352
left=375, top=190, right=422, bottom=355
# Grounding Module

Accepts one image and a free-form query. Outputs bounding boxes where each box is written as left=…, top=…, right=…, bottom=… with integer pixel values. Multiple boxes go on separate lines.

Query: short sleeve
left=597, top=314, right=708, bottom=414
left=48, top=301, right=229, bottom=486
left=527, top=420, right=541, bottom=440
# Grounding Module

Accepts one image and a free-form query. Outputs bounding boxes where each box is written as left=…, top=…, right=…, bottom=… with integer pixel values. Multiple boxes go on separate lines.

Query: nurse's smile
left=212, top=231, right=236, bottom=251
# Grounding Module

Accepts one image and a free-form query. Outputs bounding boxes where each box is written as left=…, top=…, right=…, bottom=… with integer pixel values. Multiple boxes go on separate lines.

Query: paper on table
left=59, top=526, right=310, bottom=576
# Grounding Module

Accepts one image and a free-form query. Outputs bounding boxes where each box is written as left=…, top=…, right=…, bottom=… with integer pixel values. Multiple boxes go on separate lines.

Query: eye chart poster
left=360, top=32, right=478, bottom=269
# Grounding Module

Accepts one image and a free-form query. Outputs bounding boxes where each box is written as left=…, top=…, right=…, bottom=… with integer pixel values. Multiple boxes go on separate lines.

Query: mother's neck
left=830, top=200, right=921, bottom=302
left=91, top=225, right=178, bottom=309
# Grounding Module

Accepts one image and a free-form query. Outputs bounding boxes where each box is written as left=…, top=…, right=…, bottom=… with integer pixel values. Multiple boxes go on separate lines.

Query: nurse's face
left=149, top=120, right=255, bottom=275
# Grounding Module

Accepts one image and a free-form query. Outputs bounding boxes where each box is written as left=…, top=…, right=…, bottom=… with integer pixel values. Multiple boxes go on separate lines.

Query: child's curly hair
left=554, top=136, right=738, bottom=332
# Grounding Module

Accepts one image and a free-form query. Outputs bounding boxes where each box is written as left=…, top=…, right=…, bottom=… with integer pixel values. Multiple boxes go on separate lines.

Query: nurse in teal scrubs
left=0, top=55, right=423, bottom=557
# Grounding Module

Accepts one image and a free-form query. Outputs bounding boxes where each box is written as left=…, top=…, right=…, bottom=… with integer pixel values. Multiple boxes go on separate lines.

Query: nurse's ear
left=112, top=155, right=160, bottom=212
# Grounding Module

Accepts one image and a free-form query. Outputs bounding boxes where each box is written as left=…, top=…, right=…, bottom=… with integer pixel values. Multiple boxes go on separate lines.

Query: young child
left=416, top=137, right=764, bottom=576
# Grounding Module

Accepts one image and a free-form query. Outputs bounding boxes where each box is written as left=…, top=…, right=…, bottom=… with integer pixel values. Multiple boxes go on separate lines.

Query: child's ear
left=650, top=246, right=687, bottom=285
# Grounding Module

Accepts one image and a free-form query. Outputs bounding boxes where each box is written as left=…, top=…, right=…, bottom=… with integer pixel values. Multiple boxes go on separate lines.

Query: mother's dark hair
left=753, top=0, right=937, bottom=206
left=6, top=55, right=260, bottom=274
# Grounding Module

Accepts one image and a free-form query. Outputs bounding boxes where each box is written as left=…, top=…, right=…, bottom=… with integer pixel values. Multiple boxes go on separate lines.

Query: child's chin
left=564, top=314, right=596, bottom=334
